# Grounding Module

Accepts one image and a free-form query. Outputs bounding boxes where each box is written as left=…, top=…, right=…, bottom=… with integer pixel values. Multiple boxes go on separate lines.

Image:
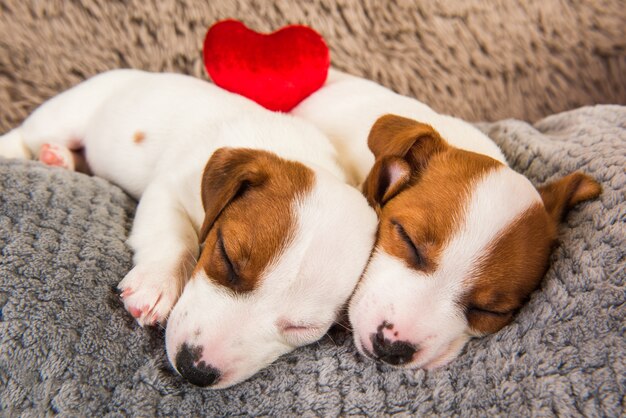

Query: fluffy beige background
left=1, top=0, right=625, bottom=130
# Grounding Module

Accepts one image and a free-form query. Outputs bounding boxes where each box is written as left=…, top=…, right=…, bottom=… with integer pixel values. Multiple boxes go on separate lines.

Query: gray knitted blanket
left=0, top=105, right=624, bottom=416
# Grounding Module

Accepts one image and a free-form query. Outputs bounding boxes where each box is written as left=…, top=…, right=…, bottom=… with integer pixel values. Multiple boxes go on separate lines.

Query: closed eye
left=392, top=220, right=427, bottom=270
left=282, top=324, right=318, bottom=332
left=278, top=320, right=325, bottom=345
left=468, top=306, right=512, bottom=317
left=217, top=229, right=241, bottom=287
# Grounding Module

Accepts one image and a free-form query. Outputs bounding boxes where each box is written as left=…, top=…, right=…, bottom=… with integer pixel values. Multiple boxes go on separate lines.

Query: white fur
left=0, top=70, right=378, bottom=387
left=292, top=69, right=539, bottom=368
left=293, top=69, right=507, bottom=186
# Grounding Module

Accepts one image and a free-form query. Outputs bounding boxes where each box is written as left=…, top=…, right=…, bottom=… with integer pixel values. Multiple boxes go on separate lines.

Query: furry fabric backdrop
left=1, top=0, right=625, bottom=129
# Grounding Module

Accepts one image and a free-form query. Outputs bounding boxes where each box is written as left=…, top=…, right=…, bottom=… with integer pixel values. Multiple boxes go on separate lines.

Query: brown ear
left=537, top=172, right=602, bottom=223
left=368, top=114, right=447, bottom=171
left=198, top=148, right=268, bottom=242
left=363, top=114, right=447, bottom=208
left=362, top=156, right=411, bottom=211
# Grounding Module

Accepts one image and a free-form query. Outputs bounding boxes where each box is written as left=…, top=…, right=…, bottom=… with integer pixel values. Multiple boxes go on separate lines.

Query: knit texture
left=1, top=105, right=623, bottom=416
left=1, top=0, right=626, bottom=131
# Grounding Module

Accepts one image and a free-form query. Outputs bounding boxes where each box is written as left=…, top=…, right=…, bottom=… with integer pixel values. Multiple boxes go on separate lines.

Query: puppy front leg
left=118, top=182, right=200, bottom=327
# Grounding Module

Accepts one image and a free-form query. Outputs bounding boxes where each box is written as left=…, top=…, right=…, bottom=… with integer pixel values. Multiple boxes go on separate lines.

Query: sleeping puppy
left=0, top=70, right=378, bottom=388
left=292, top=70, right=601, bottom=369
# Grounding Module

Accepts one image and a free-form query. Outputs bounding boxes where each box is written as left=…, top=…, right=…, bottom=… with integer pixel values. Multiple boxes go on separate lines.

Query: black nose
left=175, top=343, right=221, bottom=387
left=370, top=329, right=417, bottom=366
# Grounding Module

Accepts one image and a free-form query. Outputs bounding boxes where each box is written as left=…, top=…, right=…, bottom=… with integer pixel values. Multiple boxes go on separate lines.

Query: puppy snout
left=175, top=343, right=221, bottom=387
left=370, top=322, right=417, bottom=366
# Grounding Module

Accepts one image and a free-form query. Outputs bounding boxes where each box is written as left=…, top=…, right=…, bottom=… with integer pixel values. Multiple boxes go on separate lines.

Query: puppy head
left=350, top=114, right=601, bottom=369
left=165, top=147, right=377, bottom=388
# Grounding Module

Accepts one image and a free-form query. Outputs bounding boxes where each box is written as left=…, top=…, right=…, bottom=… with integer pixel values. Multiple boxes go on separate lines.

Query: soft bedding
left=1, top=105, right=623, bottom=416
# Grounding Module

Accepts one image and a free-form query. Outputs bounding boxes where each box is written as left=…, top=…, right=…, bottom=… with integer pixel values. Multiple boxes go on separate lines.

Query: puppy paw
left=117, top=265, right=182, bottom=327
left=39, top=143, right=75, bottom=171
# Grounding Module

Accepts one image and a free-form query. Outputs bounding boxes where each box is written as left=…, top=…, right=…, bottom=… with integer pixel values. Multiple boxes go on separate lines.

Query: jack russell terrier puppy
left=292, top=70, right=601, bottom=370
left=0, top=70, right=378, bottom=388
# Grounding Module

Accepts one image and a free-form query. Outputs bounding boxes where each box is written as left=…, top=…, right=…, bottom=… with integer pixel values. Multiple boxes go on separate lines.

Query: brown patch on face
left=193, top=148, right=313, bottom=294
left=133, top=131, right=145, bottom=144
left=463, top=172, right=601, bottom=335
left=462, top=203, right=556, bottom=335
left=376, top=149, right=502, bottom=272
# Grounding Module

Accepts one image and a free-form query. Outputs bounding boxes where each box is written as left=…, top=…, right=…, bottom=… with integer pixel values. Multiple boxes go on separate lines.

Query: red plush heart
left=203, top=20, right=330, bottom=112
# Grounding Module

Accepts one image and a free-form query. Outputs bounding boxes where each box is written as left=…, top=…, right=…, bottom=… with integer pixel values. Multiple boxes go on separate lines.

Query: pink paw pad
left=39, top=143, right=74, bottom=170
left=117, top=266, right=179, bottom=327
